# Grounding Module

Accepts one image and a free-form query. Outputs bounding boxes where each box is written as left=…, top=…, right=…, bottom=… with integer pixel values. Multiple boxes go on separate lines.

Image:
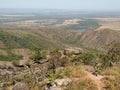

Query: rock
left=12, top=82, right=29, bottom=90
left=0, top=61, right=14, bottom=69
left=63, top=47, right=84, bottom=55
left=97, top=75, right=104, bottom=80
left=45, top=81, right=56, bottom=90
left=0, top=69, right=13, bottom=76
left=19, top=60, right=26, bottom=67
left=55, top=78, right=72, bottom=86
left=45, top=81, right=63, bottom=90
left=50, top=87, right=63, bottom=90
left=84, top=65, right=95, bottom=73
left=56, top=67, right=64, bottom=72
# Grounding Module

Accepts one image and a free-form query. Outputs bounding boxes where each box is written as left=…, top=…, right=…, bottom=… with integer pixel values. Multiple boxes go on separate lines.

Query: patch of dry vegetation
left=95, top=18, right=120, bottom=30
left=100, top=65, right=120, bottom=90
left=0, top=50, right=8, bottom=56
left=56, top=19, right=82, bottom=26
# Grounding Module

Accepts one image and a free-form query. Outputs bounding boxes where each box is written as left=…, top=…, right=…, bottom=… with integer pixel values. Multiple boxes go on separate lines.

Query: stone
left=55, top=78, right=72, bottom=86
left=45, top=81, right=56, bottom=90
left=50, top=87, right=63, bottom=90
left=12, top=82, right=29, bottom=90
left=84, top=65, right=95, bottom=73
left=63, top=47, right=84, bottom=55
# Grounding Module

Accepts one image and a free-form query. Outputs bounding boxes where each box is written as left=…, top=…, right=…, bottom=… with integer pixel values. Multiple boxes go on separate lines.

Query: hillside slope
left=79, top=29, right=120, bottom=49
left=36, top=28, right=120, bottom=50
left=0, top=29, right=65, bottom=49
left=0, top=28, right=120, bottom=50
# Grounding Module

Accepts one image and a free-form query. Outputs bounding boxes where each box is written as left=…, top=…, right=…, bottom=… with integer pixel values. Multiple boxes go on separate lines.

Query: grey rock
left=12, top=82, right=29, bottom=90
left=55, top=78, right=72, bottom=86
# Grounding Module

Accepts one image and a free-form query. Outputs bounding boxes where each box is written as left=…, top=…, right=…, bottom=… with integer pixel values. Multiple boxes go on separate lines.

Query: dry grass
left=3, top=19, right=57, bottom=27
left=0, top=41, right=5, bottom=48
left=56, top=65, right=86, bottom=79
left=67, top=78, right=98, bottom=90
left=56, top=19, right=82, bottom=26
left=0, top=50, right=8, bottom=56
left=94, top=18, right=120, bottom=30
left=12, top=49, right=32, bottom=57
left=100, top=65, right=120, bottom=90
left=4, top=30, right=32, bottom=38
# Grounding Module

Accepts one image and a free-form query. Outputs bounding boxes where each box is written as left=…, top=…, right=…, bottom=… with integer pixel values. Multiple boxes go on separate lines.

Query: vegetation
left=0, top=11, right=120, bottom=90
left=63, top=19, right=100, bottom=30
left=100, top=42, right=120, bottom=68
left=72, top=51, right=98, bottom=66
left=0, top=42, right=120, bottom=90
left=29, top=46, right=42, bottom=63
left=12, top=60, right=19, bottom=67
left=67, top=79, right=98, bottom=90
left=0, top=49, right=23, bottom=61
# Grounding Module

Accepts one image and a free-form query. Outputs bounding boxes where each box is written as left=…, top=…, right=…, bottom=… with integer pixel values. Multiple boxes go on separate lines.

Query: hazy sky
left=0, top=0, right=120, bottom=11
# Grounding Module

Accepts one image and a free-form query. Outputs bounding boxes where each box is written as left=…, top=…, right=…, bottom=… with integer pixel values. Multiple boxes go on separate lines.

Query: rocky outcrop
left=63, top=47, right=84, bottom=55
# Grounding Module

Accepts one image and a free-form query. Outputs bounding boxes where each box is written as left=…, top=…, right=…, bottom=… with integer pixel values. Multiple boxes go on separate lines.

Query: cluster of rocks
left=63, top=47, right=84, bottom=55
left=45, top=78, right=72, bottom=90
left=0, top=59, right=49, bottom=88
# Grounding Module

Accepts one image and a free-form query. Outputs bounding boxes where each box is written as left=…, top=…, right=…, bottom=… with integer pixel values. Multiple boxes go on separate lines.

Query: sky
left=0, top=0, right=120, bottom=11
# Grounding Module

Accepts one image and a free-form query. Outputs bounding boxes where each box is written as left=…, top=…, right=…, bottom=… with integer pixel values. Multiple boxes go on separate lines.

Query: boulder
left=84, top=65, right=95, bottom=73
left=12, top=82, right=29, bottom=90
left=63, top=47, right=84, bottom=55
left=55, top=78, right=72, bottom=86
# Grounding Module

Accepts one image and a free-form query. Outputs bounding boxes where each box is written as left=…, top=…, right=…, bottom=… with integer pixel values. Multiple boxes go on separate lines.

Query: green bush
left=30, top=53, right=42, bottom=63
left=29, top=46, right=42, bottom=63
left=12, top=60, right=19, bottom=67
left=73, top=52, right=97, bottom=66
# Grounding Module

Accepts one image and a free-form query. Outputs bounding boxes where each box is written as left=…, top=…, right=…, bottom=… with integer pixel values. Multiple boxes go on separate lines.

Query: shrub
left=73, top=52, right=97, bottom=66
left=48, top=73, right=56, bottom=82
left=12, top=60, right=19, bottom=67
left=30, top=53, right=42, bottom=63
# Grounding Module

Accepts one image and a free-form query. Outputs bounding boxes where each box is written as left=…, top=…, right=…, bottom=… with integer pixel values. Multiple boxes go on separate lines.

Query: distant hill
left=0, top=28, right=120, bottom=50
left=36, top=28, right=120, bottom=50
left=79, top=29, right=120, bottom=49
left=0, top=28, right=65, bottom=49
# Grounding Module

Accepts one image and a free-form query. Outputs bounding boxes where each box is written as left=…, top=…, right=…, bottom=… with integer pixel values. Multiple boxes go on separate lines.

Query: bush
left=73, top=52, right=97, bottom=66
left=12, top=60, right=19, bottom=67
left=30, top=53, right=42, bottom=63
left=48, top=73, right=56, bottom=82
left=29, top=46, right=43, bottom=63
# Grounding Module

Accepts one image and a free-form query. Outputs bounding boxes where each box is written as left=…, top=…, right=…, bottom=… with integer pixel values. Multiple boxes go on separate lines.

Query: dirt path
left=85, top=71, right=104, bottom=90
